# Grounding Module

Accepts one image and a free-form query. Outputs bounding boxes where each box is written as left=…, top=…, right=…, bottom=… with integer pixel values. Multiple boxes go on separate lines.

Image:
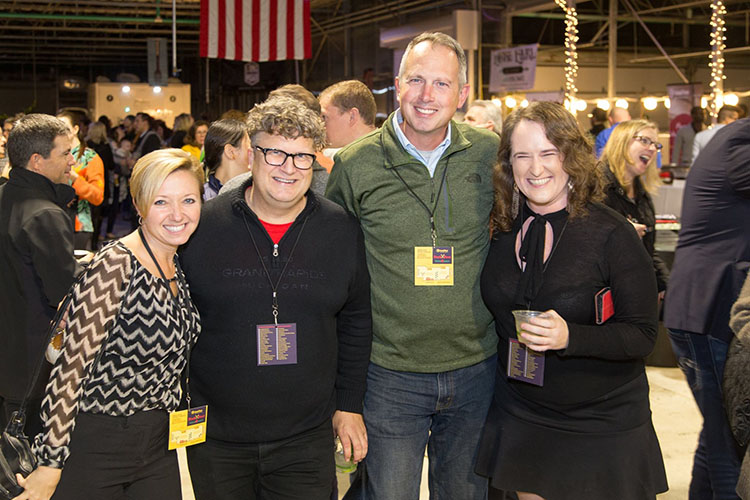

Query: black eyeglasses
left=255, top=146, right=316, bottom=170
left=633, top=135, right=663, bottom=151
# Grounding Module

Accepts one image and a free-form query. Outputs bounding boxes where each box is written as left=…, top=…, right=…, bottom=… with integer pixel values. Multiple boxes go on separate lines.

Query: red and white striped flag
left=200, top=0, right=311, bottom=62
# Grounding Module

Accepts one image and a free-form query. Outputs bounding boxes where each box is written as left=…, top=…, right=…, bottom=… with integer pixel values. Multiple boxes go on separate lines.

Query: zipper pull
left=273, top=243, right=279, bottom=258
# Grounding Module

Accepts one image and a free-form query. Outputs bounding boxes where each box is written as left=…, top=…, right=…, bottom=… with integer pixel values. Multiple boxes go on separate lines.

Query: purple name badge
left=257, top=323, right=298, bottom=366
left=432, top=246, right=452, bottom=264
left=187, top=406, right=207, bottom=426
left=507, top=339, right=545, bottom=386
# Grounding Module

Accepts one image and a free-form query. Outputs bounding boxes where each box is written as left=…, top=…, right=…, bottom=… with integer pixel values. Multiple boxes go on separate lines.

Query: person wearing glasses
left=599, top=120, right=670, bottom=300
left=179, top=96, right=372, bottom=500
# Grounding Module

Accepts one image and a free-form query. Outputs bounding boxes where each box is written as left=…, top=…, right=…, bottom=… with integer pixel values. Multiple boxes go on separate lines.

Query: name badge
left=257, top=323, right=298, bottom=366
left=168, top=405, right=208, bottom=450
left=507, top=339, right=545, bottom=386
left=414, top=246, right=454, bottom=286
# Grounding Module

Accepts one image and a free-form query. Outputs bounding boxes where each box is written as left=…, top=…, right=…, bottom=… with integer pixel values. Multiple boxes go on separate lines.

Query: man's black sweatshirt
left=180, top=178, right=372, bottom=443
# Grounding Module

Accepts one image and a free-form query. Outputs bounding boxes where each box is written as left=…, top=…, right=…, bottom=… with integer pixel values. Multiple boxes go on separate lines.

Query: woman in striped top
left=15, top=149, right=203, bottom=500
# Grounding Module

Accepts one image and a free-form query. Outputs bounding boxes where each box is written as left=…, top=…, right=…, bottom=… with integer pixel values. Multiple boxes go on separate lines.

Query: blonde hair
left=600, top=120, right=661, bottom=194
left=130, top=148, right=204, bottom=216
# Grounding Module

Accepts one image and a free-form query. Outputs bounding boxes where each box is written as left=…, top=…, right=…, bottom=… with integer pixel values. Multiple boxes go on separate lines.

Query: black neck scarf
left=514, top=204, right=568, bottom=308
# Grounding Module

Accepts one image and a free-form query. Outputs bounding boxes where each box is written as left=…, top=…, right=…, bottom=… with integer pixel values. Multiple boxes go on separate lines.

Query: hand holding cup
left=512, top=309, right=569, bottom=352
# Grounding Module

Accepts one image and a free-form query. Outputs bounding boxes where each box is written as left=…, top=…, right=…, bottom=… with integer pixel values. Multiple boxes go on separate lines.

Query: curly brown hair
left=246, top=96, right=327, bottom=152
left=492, top=101, right=603, bottom=232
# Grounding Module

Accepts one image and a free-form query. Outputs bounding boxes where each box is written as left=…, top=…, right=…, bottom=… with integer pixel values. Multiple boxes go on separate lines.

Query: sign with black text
left=489, top=44, right=538, bottom=92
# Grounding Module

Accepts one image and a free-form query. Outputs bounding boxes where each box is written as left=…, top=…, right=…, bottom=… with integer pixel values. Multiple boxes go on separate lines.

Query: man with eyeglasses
left=180, top=96, right=373, bottom=500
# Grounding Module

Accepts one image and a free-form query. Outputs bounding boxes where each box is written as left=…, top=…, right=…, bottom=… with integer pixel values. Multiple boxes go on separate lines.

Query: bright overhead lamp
left=642, top=97, right=658, bottom=111
left=724, top=93, right=739, bottom=105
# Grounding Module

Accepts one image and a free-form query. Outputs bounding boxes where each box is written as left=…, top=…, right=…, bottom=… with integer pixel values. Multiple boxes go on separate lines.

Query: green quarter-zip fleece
left=326, top=112, right=501, bottom=373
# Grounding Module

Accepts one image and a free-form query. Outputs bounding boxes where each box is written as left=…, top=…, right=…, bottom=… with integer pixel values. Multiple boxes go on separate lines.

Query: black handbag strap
left=8, top=270, right=88, bottom=434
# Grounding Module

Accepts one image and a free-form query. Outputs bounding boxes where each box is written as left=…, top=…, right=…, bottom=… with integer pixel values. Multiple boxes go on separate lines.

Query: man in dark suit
left=664, top=117, right=750, bottom=499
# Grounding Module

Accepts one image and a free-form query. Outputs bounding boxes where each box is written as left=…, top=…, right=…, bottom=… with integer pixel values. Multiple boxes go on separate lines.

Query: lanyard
left=392, top=160, right=449, bottom=247
left=242, top=212, right=308, bottom=325
left=138, top=227, right=194, bottom=407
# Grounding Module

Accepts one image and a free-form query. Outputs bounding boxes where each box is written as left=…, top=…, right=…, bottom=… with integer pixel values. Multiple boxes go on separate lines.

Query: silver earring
left=511, top=182, right=520, bottom=219
left=138, top=215, right=143, bottom=225
left=568, top=180, right=574, bottom=192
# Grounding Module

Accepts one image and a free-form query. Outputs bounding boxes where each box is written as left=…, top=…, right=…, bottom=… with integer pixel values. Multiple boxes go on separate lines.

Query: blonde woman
left=599, top=120, right=669, bottom=297
left=15, top=149, right=203, bottom=500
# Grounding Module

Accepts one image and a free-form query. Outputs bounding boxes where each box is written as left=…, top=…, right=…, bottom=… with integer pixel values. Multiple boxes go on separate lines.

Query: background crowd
left=0, top=28, right=749, bottom=500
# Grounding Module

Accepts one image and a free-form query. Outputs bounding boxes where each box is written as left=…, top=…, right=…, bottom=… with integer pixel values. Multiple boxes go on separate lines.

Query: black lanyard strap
left=391, top=159, right=450, bottom=247
left=138, top=227, right=194, bottom=407
left=241, top=212, right=308, bottom=325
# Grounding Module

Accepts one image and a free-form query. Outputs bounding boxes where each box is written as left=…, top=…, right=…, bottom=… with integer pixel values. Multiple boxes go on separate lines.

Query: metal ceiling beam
left=5, top=0, right=199, bottom=7
left=0, top=35, right=199, bottom=43
left=0, top=12, right=199, bottom=24
left=630, top=44, right=750, bottom=62
left=513, top=10, right=747, bottom=26
left=0, top=24, right=199, bottom=34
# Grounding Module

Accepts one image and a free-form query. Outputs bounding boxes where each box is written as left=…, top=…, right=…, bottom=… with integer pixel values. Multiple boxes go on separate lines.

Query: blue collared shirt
left=392, top=109, right=452, bottom=178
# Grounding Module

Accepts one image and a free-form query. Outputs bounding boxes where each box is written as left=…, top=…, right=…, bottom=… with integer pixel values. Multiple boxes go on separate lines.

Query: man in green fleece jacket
left=326, top=32, right=500, bottom=500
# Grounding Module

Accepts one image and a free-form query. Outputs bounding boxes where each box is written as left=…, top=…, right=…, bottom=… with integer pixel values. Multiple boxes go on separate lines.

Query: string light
left=555, top=0, right=579, bottom=112
left=708, top=0, right=727, bottom=121
left=596, top=99, right=610, bottom=111
left=642, top=97, right=658, bottom=111
left=615, top=98, right=629, bottom=109
left=724, top=93, right=739, bottom=105
left=505, top=96, right=517, bottom=108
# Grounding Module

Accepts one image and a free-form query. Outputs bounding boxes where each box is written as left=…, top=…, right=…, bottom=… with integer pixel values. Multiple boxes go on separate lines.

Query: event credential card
left=414, top=246, right=454, bottom=286
left=257, top=323, right=298, bottom=366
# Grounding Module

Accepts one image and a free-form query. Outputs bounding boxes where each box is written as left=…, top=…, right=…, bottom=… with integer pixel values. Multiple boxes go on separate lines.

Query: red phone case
left=595, top=287, right=614, bottom=324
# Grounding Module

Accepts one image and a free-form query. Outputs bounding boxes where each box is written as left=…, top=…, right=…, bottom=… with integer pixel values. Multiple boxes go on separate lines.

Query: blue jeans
left=357, top=355, right=496, bottom=500
left=668, top=329, right=742, bottom=500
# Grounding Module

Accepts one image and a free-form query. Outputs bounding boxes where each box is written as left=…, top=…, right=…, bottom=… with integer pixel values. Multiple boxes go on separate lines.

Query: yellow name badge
left=414, top=246, right=454, bottom=286
left=168, top=405, right=208, bottom=450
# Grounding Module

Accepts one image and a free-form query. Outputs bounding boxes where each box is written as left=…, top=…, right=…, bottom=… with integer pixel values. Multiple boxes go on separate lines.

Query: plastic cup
left=334, top=436, right=357, bottom=474
left=512, top=310, right=546, bottom=345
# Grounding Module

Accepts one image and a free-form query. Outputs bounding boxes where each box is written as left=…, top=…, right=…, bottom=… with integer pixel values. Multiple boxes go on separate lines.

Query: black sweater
left=481, top=203, right=658, bottom=406
left=180, top=178, right=372, bottom=443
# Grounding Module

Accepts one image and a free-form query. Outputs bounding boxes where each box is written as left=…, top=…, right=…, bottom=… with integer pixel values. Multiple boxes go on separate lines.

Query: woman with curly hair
left=476, top=101, right=667, bottom=499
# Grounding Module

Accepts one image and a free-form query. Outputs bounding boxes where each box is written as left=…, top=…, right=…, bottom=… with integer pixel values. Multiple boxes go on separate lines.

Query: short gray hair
left=7, top=114, right=70, bottom=169
left=398, top=32, right=467, bottom=88
left=468, top=100, right=503, bottom=133
left=247, top=96, right=327, bottom=152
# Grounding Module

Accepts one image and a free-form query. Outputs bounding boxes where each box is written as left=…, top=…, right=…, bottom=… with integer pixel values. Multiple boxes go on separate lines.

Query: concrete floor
left=177, top=366, right=702, bottom=499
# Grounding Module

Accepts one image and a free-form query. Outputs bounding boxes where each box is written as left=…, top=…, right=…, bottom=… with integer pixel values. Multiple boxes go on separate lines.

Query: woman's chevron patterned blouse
left=32, top=241, right=201, bottom=468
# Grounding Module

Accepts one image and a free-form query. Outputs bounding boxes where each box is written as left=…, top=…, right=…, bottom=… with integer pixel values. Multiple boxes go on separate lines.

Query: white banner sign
left=489, top=44, right=538, bottom=92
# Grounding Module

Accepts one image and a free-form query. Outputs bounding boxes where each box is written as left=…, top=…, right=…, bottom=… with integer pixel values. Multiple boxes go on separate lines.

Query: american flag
left=200, top=0, right=311, bottom=62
